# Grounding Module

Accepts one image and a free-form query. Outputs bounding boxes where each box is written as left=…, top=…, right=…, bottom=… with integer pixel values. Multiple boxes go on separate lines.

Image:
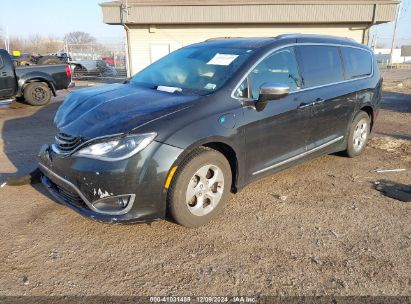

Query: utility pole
left=371, top=29, right=378, bottom=51
left=389, top=3, right=401, bottom=65
left=2, top=29, right=6, bottom=50
left=6, top=26, right=10, bottom=52
left=121, top=0, right=132, bottom=77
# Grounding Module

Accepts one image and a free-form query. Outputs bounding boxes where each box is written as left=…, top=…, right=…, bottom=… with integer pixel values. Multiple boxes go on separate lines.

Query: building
left=100, top=0, right=399, bottom=75
left=374, top=48, right=411, bottom=64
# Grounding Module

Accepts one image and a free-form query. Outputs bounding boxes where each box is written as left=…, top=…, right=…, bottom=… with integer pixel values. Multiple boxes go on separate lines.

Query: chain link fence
left=65, top=42, right=128, bottom=82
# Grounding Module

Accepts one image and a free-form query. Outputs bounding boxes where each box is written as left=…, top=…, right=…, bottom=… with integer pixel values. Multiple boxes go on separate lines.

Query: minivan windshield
left=130, top=46, right=254, bottom=95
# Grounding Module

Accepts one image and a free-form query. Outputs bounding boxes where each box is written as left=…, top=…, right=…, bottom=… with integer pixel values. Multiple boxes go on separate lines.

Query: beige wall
left=128, top=24, right=366, bottom=74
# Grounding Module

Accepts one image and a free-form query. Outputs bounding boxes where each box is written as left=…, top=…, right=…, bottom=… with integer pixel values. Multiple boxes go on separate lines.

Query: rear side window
left=341, top=47, right=372, bottom=79
left=297, top=45, right=344, bottom=88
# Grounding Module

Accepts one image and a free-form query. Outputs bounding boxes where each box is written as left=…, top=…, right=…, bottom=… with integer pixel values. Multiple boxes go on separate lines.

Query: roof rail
left=205, top=37, right=246, bottom=41
left=204, top=34, right=357, bottom=43
left=275, top=33, right=302, bottom=39
left=275, top=33, right=356, bottom=42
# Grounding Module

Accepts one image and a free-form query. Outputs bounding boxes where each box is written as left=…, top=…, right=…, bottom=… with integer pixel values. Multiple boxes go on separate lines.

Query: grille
left=54, top=132, right=83, bottom=155
left=42, top=174, right=89, bottom=210
left=56, top=186, right=87, bottom=209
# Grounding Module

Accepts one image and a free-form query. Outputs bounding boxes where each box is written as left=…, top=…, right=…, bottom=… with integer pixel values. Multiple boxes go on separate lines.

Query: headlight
left=74, top=133, right=157, bottom=161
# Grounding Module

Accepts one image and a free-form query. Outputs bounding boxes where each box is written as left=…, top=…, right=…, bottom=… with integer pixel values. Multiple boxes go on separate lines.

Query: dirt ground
left=0, top=79, right=410, bottom=297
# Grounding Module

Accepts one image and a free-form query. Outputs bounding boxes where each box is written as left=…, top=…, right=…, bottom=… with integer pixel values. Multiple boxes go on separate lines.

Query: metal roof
left=100, top=0, right=399, bottom=25
left=101, top=0, right=399, bottom=6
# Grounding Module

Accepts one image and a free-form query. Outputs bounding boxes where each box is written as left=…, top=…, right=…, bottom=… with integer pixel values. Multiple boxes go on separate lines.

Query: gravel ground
left=0, top=83, right=410, bottom=297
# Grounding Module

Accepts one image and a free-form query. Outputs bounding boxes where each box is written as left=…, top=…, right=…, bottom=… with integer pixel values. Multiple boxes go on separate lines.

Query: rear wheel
left=24, top=82, right=52, bottom=106
left=167, top=148, right=232, bottom=228
left=345, top=111, right=371, bottom=157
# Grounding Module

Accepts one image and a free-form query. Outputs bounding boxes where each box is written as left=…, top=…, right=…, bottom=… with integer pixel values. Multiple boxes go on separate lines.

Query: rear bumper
left=37, top=141, right=183, bottom=224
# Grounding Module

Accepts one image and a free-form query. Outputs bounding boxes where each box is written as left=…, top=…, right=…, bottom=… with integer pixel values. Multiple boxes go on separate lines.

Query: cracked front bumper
left=37, top=141, right=183, bottom=224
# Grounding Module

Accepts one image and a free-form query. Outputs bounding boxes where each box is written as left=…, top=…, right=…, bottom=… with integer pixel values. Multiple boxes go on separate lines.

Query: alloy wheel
left=185, top=164, right=224, bottom=217
left=32, top=87, right=47, bottom=101
left=353, top=118, right=368, bottom=152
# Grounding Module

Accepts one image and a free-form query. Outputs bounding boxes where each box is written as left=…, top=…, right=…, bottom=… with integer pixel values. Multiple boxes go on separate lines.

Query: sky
left=370, top=0, right=411, bottom=48
left=0, top=0, right=124, bottom=44
left=0, top=0, right=410, bottom=48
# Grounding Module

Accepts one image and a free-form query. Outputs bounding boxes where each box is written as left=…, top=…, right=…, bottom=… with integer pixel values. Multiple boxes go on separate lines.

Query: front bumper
left=37, top=141, right=183, bottom=224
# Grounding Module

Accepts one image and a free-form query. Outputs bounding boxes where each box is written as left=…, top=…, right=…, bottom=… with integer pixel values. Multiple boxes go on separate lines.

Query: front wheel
left=167, top=148, right=232, bottom=228
left=24, top=82, right=52, bottom=106
left=345, top=111, right=371, bottom=157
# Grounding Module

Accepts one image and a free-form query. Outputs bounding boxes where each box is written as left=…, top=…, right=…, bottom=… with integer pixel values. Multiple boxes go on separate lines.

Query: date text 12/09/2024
left=149, top=296, right=258, bottom=303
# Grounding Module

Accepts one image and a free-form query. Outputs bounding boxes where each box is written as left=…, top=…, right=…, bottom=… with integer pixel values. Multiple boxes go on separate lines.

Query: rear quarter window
left=297, top=45, right=344, bottom=88
left=341, top=47, right=373, bottom=79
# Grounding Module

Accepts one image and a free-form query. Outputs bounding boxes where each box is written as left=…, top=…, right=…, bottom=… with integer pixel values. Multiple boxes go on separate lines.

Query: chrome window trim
left=252, top=136, right=344, bottom=175
left=39, top=163, right=136, bottom=215
left=231, top=43, right=374, bottom=100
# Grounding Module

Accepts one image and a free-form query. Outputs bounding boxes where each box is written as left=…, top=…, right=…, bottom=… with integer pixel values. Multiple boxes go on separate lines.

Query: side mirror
left=258, top=83, right=290, bottom=103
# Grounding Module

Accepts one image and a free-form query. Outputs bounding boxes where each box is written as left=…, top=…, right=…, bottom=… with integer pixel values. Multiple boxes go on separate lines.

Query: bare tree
left=64, top=31, right=96, bottom=45
left=375, top=42, right=387, bottom=49
left=5, top=34, right=63, bottom=55
left=0, top=27, right=6, bottom=50
left=1, top=29, right=124, bottom=63
left=42, top=37, right=64, bottom=54
left=9, top=37, right=26, bottom=53
left=64, top=31, right=100, bottom=57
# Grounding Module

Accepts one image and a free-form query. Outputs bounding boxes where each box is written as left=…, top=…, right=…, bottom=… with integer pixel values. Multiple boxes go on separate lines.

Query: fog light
left=91, top=194, right=134, bottom=213
left=118, top=197, right=129, bottom=208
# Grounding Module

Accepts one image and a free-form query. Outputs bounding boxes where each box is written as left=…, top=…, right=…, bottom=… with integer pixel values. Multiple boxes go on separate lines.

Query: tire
left=167, top=147, right=232, bottom=228
left=345, top=111, right=371, bottom=158
left=73, top=65, right=87, bottom=78
left=24, top=82, right=52, bottom=106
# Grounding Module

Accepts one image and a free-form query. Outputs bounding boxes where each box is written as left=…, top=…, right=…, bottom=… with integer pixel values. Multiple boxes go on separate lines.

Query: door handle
left=313, top=98, right=325, bottom=105
left=298, top=102, right=313, bottom=110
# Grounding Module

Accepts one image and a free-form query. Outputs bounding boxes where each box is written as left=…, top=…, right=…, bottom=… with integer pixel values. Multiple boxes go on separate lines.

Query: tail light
left=65, top=65, right=72, bottom=79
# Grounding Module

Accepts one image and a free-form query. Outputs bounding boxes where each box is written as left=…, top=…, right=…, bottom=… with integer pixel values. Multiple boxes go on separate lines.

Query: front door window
left=249, top=47, right=301, bottom=99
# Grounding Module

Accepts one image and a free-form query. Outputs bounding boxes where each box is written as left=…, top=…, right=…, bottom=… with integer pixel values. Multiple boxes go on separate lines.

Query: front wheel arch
left=166, top=139, right=240, bottom=194
left=166, top=146, right=232, bottom=227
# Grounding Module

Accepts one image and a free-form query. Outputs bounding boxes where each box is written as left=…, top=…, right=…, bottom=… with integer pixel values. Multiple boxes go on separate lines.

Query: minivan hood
left=55, top=83, right=198, bottom=139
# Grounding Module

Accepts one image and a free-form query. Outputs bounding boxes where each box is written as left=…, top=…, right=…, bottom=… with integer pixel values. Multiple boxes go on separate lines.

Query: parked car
left=102, top=56, right=118, bottom=66
left=70, top=60, right=118, bottom=78
left=47, top=51, right=72, bottom=63
left=0, top=49, right=73, bottom=106
left=37, top=35, right=382, bottom=227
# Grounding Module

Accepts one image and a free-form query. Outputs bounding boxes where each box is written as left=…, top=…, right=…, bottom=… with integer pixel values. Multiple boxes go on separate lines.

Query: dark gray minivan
left=38, top=34, right=382, bottom=227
